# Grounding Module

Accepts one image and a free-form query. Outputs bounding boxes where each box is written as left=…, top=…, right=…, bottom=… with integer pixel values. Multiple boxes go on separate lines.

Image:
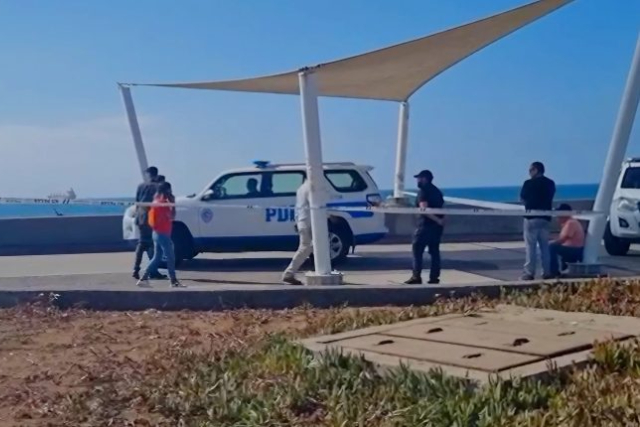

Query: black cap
left=158, top=181, right=172, bottom=193
left=414, top=170, right=433, bottom=180
left=145, top=166, right=159, bottom=177
left=556, top=203, right=572, bottom=211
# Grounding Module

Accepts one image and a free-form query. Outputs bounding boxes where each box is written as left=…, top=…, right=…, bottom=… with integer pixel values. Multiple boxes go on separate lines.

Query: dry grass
left=1, top=279, right=640, bottom=426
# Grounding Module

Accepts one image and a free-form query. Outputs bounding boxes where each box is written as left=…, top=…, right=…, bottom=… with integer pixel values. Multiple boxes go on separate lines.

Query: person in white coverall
left=282, top=179, right=312, bottom=286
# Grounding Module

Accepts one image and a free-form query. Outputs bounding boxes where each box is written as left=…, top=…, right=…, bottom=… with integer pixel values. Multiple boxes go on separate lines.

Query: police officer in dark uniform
left=405, top=170, right=445, bottom=285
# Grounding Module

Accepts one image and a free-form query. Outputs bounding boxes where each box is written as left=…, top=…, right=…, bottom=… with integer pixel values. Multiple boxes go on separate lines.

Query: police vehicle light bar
left=253, top=160, right=270, bottom=168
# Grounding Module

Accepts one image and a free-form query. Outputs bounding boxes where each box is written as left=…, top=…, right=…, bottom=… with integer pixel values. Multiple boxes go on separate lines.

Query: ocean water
left=0, top=184, right=599, bottom=219
left=415, top=183, right=599, bottom=203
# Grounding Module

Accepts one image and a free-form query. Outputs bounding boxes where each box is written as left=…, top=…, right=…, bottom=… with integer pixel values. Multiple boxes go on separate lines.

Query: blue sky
left=0, top=0, right=638, bottom=197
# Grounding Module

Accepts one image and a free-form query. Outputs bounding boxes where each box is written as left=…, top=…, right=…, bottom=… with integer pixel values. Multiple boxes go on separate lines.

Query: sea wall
left=383, top=199, right=594, bottom=244
left=0, top=215, right=129, bottom=256
left=0, top=199, right=594, bottom=255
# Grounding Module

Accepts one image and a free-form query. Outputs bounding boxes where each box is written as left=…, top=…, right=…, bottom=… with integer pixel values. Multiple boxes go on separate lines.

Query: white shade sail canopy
left=128, top=0, right=572, bottom=102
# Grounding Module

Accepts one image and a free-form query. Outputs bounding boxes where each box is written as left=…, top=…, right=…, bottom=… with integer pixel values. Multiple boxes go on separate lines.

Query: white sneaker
left=171, top=280, right=186, bottom=288
left=136, top=278, right=151, bottom=288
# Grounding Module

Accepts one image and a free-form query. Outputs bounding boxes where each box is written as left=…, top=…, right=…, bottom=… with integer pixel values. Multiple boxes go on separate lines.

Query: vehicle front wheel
left=604, top=222, right=631, bottom=256
left=172, top=224, right=195, bottom=267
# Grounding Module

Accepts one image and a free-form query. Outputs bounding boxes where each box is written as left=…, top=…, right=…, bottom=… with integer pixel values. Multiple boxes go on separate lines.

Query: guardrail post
left=584, top=34, right=640, bottom=265
left=298, top=69, right=342, bottom=285
left=119, top=84, right=149, bottom=180
left=392, top=101, right=410, bottom=202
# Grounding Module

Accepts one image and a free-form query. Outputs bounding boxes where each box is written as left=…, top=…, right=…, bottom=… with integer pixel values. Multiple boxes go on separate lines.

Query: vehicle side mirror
left=202, top=189, right=215, bottom=200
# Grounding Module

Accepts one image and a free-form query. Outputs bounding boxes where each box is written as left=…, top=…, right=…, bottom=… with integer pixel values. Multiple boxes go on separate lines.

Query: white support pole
left=298, top=69, right=340, bottom=284
left=119, top=84, right=149, bottom=181
left=393, top=101, right=410, bottom=200
left=584, top=34, right=640, bottom=264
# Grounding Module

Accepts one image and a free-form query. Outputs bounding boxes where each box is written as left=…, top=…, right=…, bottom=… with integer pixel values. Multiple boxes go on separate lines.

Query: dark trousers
left=412, top=226, right=443, bottom=280
left=133, top=223, right=154, bottom=273
left=549, top=243, right=583, bottom=275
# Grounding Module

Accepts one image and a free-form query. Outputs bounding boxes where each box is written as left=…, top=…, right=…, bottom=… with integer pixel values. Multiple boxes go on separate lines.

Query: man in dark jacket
left=405, top=170, right=445, bottom=285
left=520, top=161, right=556, bottom=280
left=133, top=166, right=164, bottom=279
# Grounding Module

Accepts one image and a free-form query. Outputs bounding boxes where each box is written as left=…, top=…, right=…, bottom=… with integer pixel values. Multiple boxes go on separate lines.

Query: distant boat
left=47, top=188, right=76, bottom=200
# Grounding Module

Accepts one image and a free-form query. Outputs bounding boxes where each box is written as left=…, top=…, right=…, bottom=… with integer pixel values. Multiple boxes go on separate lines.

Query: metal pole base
left=305, top=271, right=343, bottom=286
left=566, top=262, right=602, bottom=278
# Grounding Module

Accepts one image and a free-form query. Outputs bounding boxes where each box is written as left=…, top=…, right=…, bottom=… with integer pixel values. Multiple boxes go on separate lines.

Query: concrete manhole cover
left=301, top=305, right=640, bottom=383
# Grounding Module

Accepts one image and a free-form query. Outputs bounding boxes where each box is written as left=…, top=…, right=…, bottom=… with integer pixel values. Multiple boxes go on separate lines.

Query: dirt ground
left=0, top=299, right=328, bottom=426
left=0, top=291, right=479, bottom=426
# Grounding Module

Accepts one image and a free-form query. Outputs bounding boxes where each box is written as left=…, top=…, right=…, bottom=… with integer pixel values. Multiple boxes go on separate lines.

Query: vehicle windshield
left=621, top=167, right=640, bottom=189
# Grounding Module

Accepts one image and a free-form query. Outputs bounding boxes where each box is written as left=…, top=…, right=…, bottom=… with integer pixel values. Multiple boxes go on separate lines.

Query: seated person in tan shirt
left=549, top=203, right=585, bottom=276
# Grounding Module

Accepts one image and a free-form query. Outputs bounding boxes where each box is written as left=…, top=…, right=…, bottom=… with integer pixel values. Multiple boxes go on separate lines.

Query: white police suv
left=605, top=158, right=640, bottom=256
left=123, top=161, right=387, bottom=265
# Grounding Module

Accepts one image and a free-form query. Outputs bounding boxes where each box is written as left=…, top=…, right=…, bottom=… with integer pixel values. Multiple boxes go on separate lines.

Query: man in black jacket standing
left=132, top=166, right=164, bottom=280
left=405, top=170, right=445, bottom=285
left=520, top=161, right=556, bottom=280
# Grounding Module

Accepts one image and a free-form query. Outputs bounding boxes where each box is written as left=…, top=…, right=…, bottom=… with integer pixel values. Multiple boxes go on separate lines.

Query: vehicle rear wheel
left=328, top=221, right=352, bottom=266
left=604, top=222, right=630, bottom=256
left=307, top=221, right=353, bottom=267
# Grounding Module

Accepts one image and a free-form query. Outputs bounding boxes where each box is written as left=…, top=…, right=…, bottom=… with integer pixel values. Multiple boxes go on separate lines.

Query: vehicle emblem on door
left=201, top=208, right=213, bottom=223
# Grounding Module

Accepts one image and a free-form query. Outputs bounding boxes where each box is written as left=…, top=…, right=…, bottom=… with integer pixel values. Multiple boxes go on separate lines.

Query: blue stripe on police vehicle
left=264, top=202, right=373, bottom=222
left=327, top=201, right=373, bottom=218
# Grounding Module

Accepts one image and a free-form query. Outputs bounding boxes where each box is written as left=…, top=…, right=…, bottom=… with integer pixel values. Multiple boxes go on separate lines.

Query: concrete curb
left=0, top=280, right=565, bottom=311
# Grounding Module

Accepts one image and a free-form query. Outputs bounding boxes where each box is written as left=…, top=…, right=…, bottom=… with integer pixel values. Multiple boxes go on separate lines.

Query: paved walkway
left=1, top=242, right=639, bottom=310
left=2, top=242, right=640, bottom=289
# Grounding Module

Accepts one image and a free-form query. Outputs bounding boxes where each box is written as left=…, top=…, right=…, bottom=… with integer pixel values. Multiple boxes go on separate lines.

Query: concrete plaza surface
left=1, top=242, right=640, bottom=310
left=301, top=304, right=640, bottom=383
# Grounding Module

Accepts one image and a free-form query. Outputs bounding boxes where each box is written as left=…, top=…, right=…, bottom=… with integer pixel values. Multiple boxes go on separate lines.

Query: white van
left=123, top=161, right=387, bottom=265
left=605, top=158, right=640, bottom=255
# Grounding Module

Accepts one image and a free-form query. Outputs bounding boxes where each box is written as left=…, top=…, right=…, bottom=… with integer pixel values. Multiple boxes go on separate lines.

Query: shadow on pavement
left=179, top=255, right=506, bottom=274
left=186, top=277, right=281, bottom=286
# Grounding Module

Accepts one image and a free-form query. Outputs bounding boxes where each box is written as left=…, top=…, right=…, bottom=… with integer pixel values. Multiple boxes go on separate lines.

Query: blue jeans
left=133, top=223, right=154, bottom=273
left=523, top=219, right=551, bottom=277
left=549, top=243, right=583, bottom=275
left=144, top=231, right=176, bottom=281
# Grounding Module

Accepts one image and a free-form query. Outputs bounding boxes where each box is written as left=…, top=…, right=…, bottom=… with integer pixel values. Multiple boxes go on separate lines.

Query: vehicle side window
left=270, top=172, right=305, bottom=196
left=324, top=170, right=368, bottom=193
left=208, top=173, right=263, bottom=199
left=621, top=167, right=640, bottom=189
